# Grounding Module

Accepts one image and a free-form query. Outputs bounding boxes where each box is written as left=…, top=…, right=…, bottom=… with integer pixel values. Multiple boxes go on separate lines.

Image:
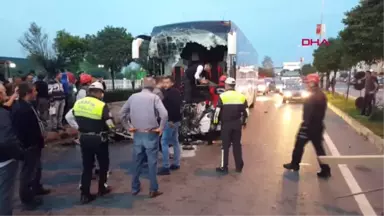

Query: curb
left=327, top=102, right=384, bottom=153
left=336, top=91, right=358, bottom=100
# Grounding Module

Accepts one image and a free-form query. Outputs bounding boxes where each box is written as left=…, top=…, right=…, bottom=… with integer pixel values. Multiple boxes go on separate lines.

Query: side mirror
left=227, top=31, right=237, bottom=55
left=132, top=38, right=144, bottom=59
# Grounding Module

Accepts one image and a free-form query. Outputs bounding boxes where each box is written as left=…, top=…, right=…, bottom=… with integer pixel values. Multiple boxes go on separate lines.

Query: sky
left=0, top=0, right=359, bottom=66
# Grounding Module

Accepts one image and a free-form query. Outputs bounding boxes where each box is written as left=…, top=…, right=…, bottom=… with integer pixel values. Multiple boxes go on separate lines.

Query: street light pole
left=320, top=0, right=325, bottom=40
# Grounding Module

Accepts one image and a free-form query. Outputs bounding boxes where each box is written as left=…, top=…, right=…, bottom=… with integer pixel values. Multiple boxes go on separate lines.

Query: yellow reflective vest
left=73, top=96, right=105, bottom=120
left=213, top=90, right=249, bottom=124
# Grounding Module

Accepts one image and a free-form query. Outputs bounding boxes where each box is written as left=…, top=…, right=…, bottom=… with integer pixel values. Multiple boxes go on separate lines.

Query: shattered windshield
left=149, top=28, right=227, bottom=75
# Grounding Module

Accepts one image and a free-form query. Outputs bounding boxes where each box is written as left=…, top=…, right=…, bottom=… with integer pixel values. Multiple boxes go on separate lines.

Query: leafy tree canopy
left=258, top=67, right=274, bottom=77
left=262, top=56, right=274, bottom=69
left=86, top=26, right=134, bottom=73
left=313, top=37, right=343, bottom=75
left=19, top=22, right=65, bottom=77
left=339, top=0, right=383, bottom=65
left=301, top=64, right=317, bottom=75
left=54, top=30, right=89, bottom=72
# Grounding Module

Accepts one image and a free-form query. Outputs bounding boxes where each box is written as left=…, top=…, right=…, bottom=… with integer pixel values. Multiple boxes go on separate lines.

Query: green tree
left=339, top=0, right=383, bottom=65
left=262, top=56, right=274, bottom=69
left=313, top=37, right=343, bottom=81
left=19, top=22, right=65, bottom=77
left=301, top=64, right=316, bottom=75
left=54, top=30, right=89, bottom=72
left=87, top=26, right=134, bottom=89
left=258, top=67, right=274, bottom=77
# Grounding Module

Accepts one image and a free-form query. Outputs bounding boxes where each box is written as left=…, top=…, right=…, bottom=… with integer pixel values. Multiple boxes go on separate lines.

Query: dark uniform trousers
left=80, top=134, right=109, bottom=195
left=361, top=93, right=374, bottom=116
left=291, top=126, right=330, bottom=171
left=19, top=147, right=43, bottom=203
left=221, top=120, right=244, bottom=170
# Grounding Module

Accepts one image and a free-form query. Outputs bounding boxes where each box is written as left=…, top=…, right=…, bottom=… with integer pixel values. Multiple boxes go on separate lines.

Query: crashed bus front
left=132, top=20, right=258, bottom=106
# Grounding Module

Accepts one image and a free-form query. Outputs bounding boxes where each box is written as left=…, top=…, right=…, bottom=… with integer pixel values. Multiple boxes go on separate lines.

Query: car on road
left=378, top=76, right=383, bottom=89
left=282, top=84, right=310, bottom=103
left=275, top=79, right=284, bottom=93
left=267, top=80, right=276, bottom=93
left=256, top=79, right=268, bottom=95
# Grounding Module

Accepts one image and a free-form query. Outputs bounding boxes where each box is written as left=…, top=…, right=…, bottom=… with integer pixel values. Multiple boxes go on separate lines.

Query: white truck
left=281, top=62, right=302, bottom=86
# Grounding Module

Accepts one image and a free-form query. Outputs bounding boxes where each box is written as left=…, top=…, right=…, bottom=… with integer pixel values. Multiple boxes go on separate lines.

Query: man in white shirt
left=183, top=62, right=211, bottom=103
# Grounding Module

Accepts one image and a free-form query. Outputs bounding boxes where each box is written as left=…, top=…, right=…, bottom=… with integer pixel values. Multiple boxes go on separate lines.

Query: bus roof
left=151, top=21, right=233, bottom=36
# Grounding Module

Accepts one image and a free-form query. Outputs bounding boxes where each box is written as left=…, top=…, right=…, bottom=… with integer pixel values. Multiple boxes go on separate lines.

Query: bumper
left=283, top=96, right=306, bottom=102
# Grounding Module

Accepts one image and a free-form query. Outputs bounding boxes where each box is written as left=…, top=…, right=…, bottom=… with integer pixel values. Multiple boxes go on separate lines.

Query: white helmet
left=89, top=81, right=104, bottom=91
left=225, top=77, right=236, bottom=85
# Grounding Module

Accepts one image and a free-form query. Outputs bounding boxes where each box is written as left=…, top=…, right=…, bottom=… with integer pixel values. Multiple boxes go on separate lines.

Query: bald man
left=119, top=77, right=168, bottom=198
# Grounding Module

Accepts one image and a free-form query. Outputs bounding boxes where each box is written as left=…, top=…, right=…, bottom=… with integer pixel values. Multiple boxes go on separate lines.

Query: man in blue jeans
left=119, top=77, right=168, bottom=198
left=158, top=76, right=183, bottom=175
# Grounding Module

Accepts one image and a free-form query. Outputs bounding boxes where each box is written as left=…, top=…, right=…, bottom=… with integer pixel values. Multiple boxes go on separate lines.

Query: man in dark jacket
left=35, top=74, right=49, bottom=127
left=158, top=76, right=182, bottom=175
left=283, top=73, right=331, bottom=178
left=183, top=62, right=211, bottom=103
left=0, top=83, right=24, bottom=215
left=11, top=82, right=50, bottom=209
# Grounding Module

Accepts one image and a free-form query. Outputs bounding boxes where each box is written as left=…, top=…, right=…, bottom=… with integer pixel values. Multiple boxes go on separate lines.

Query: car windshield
left=285, top=85, right=304, bottom=90
left=275, top=80, right=283, bottom=84
left=281, top=69, right=301, bottom=77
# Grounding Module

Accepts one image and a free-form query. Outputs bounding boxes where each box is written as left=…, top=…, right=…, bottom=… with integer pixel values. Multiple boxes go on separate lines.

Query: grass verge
left=325, top=92, right=383, bottom=138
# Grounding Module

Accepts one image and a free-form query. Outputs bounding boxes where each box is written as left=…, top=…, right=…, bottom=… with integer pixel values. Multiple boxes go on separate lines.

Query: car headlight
left=301, top=91, right=310, bottom=97
left=283, top=91, right=292, bottom=97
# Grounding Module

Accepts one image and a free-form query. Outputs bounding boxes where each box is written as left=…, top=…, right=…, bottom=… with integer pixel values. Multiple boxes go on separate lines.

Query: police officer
left=70, top=82, right=115, bottom=203
left=283, top=73, right=331, bottom=178
left=213, top=77, right=249, bottom=173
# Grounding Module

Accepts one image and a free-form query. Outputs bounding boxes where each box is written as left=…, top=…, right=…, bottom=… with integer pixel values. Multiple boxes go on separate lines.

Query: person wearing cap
left=283, top=73, right=331, bottom=178
left=213, top=77, right=248, bottom=173
left=66, top=81, right=115, bottom=204
left=76, top=74, right=93, bottom=101
left=119, top=77, right=168, bottom=198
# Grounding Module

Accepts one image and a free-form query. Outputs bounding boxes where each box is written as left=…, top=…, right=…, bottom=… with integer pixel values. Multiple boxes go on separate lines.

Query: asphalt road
left=13, top=94, right=384, bottom=215
left=335, top=82, right=384, bottom=104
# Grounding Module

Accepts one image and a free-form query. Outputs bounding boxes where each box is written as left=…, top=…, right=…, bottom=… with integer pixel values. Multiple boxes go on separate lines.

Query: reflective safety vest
left=220, top=90, right=246, bottom=105
left=213, top=90, right=248, bottom=124
left=73, top=96, right=105, bottom=120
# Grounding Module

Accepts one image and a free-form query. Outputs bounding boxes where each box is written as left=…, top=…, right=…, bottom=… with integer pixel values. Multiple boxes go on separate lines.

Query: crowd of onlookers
left=0, top=70, right=107, bottom=132
left=0, top=69, right=109, bottom=215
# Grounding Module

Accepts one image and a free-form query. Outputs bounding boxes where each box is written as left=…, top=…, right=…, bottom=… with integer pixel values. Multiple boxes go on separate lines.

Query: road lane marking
left=323, top=132, right=377, bottom=216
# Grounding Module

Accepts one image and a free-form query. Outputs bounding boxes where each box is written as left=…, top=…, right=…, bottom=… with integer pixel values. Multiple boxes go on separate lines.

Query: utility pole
left=319, top=0, right=325, bottom=40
